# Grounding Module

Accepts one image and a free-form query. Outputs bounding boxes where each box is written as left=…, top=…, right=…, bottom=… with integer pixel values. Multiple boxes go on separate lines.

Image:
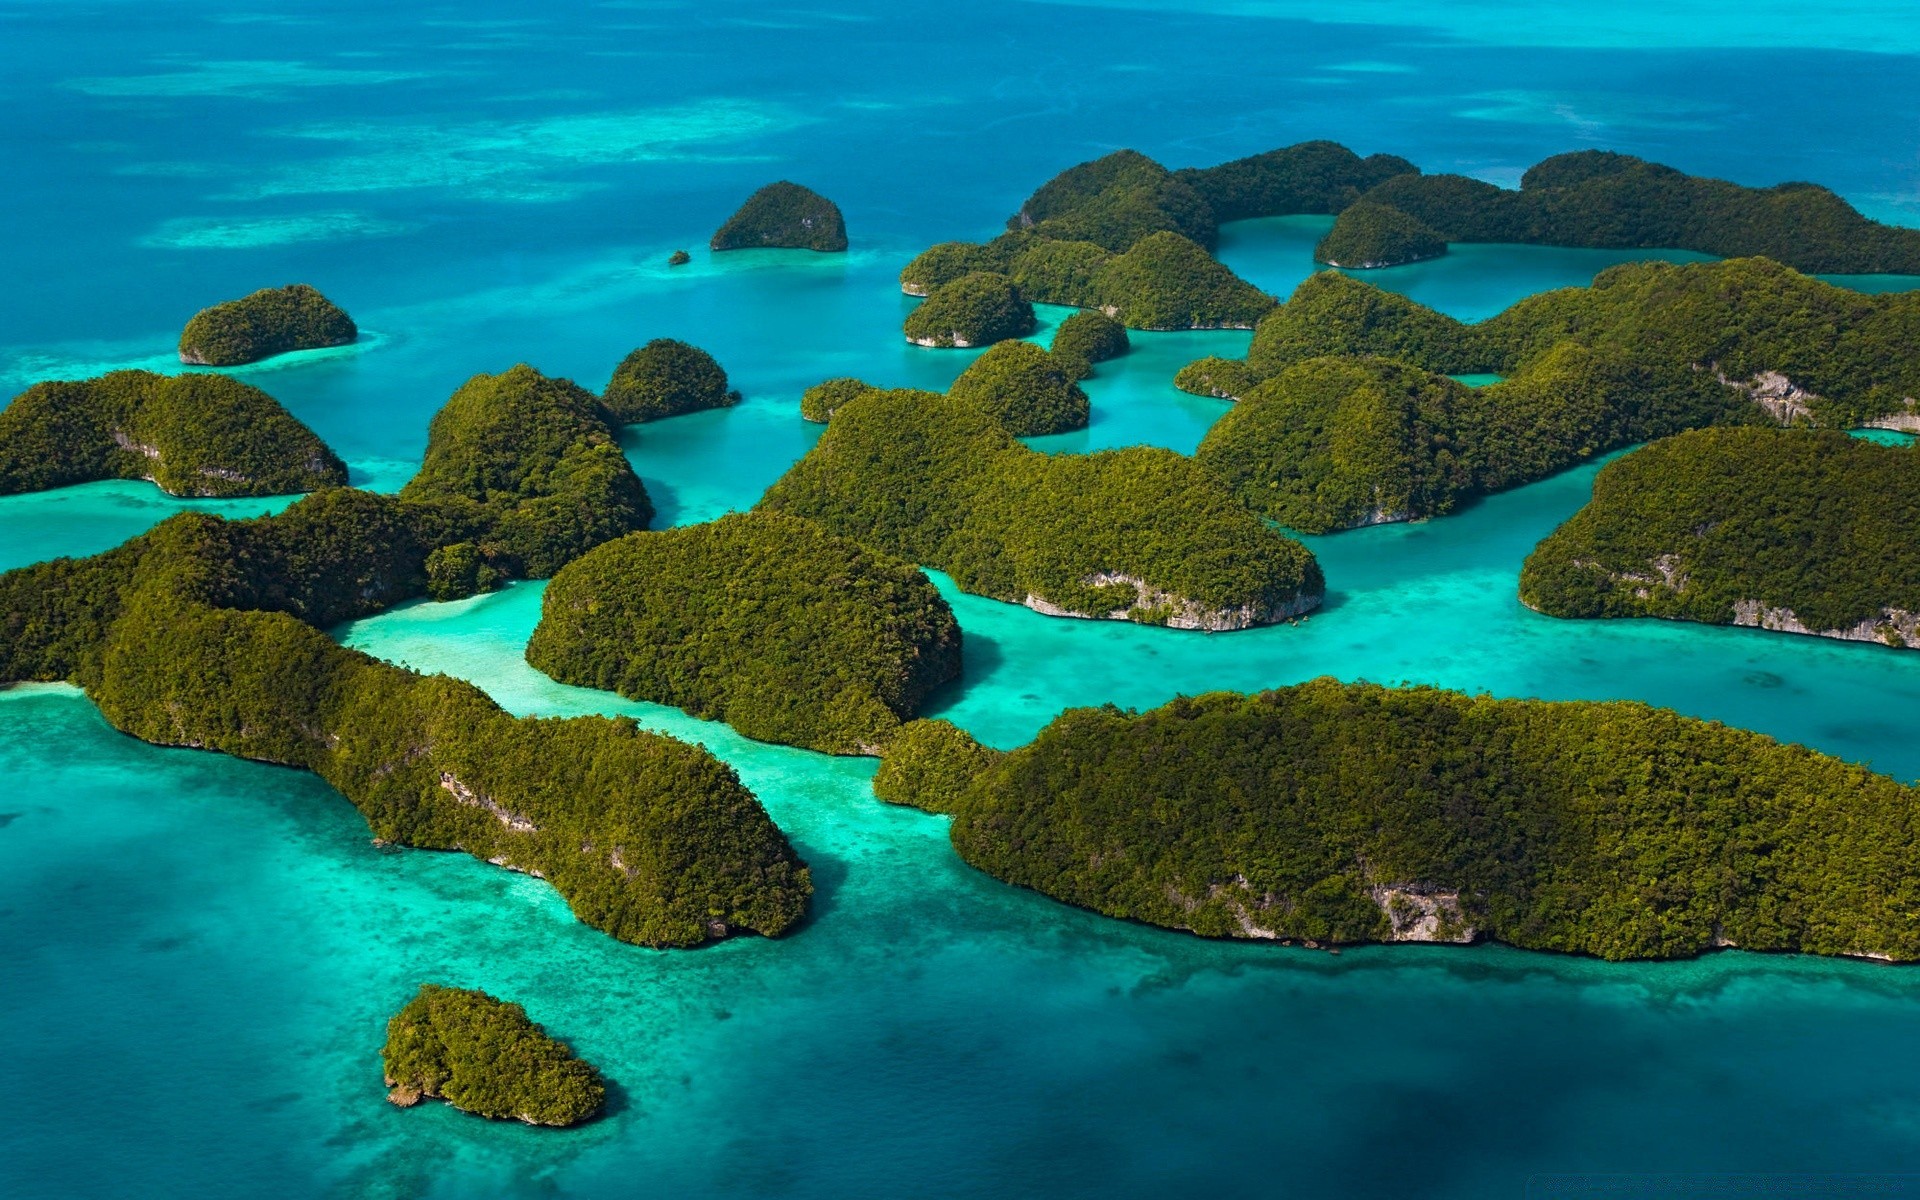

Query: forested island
left=1048, top=310, right=1129, bottom=379
left=1320, top=149, right=1920, bottom=271
left=383, top=985, right=606, bottom=1126
left=0, top=364, right=810, bottom=947
left=178, top=283, right=357, bottom=366
left=1521, top=427, right=1920, bottom=648
left=0, top=370, right=346, bottom=498
left=904, top=272, right=1035, bottom=347
left=1176, top=258, right=1920, bottom=529
left=877, top=680, right=1920, bottom=962
left=799, top=377, right=882, bottom=423
left=601, top=338, right=740, bottom=422
left=947, top=340, right=1088, bottom=435
left=526, top=512, right=962, bottom=754
left=758, top=388, right=1322, bottom=629
left=711, top=181, right=847, bottom=252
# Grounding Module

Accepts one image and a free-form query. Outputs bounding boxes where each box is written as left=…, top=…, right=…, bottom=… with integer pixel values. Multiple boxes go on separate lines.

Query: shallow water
left=9, top=1, right=1920, bottom=1197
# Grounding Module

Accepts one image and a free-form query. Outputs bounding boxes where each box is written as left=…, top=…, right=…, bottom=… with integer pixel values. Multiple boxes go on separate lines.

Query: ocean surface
left=6, top=2, right=1920, bottom=1196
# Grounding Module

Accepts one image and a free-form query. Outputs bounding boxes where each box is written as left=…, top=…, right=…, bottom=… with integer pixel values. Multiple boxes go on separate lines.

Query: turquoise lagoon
left=8, top=1, right=1920, bottom=1197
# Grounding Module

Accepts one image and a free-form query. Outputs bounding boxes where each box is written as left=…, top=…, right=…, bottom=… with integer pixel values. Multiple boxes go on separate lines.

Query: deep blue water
left=7, top=2, right=1920, bottom=1197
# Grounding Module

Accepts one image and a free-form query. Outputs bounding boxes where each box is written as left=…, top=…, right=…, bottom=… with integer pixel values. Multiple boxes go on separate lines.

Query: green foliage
left=601, top=338, right=739, bottom=423
left=1314, top=199, right=1446, bottom=267
left=1190, top=258, right=1920, bottom=426
left=710, top=181, right=847, bottom=252
left=1090, top=232, right=1275, bottom=330
left=1196, top=346, right=1752, bottom=531
left=899, top=240, right=1019, bottom=296
left=1047, top=310, right=1129, bottom=380
left=946, top=340, right=1089, bottom=436
left=177, top=284, right=356, bottom=366
left=800, top=377, right=881, bottom=423
left=0, top=364, right=806, bottom=947
left=383, top=985, right=605, bottom=1127
left=936, top=680, right=1920, bottom=960
left=0, top=370, right=347, bottom=498
left=758, top=389, right=1323, bottom=627
left=402, top=364, right=654, bottom=577
left=1175, top=140, right=1420, bottom=222
left=1008, top=239, right=1113, bottom=309
left=870, top=719, right=1001, bottom=815
left=904, top=272, right=1036, bottom=348
left=1521, top=427, right=1920, bottom=637
left=1358, top=150, right=1920, bottom=273
left=667, top=249, right=691, bottom=266
left=1011, top=149, right=1217, bottom=251
left=526, top=512, right=962, bottom=755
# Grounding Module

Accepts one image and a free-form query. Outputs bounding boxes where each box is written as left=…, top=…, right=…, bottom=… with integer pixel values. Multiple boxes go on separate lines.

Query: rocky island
left=526, top=511, right=962, bottom=755
left=711, top=181, right=847, bottom=252
left=757, top=387, right=1322, bottom=629
left=877, top=679, right=1920, bottom=961
left=1521, top=426, right=1920, bottom=648
left=1175, top=258, right=1920, bottom=529
left=946, top=340, right=1088, bottom=435
left=601, top=338, right=740, bottom=422
left=383, top=985, right=605, bottom=1126
left=904, top=271, right=1035, bottom=347
left=0, top=364, right=811, bottom=947
left=1047, top=310, right=1129, bottom=379
left=177, top=283, right=357, bottom=366
left=0, top=369, right=346, bottom=497
left=799, top=377, right=882, bottom=423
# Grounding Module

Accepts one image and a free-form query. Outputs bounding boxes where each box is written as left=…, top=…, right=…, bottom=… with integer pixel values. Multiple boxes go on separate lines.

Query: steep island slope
left=383, top=985, right=606, bottom=1126
left=527, top=512, right=962, bottom=755
left=0, top=370, right=346, bottom=498
left=1521, top=427, right=1920, bottom=649
left=757, top=388, right=1322, bottom=630
left=711, top=181, right=848, bottom=252
left=178, top=283, right=357, bottom=366
left=877, top=681, right=1920, bottom=962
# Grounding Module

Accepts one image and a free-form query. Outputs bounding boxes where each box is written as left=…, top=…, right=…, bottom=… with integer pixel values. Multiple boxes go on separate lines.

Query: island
left=904, top=272, right=1036, bottom=348
left=0, top=369, right=346, bottom=498
left=1092, top=231, right=1274, bottom=329
left=601, top=338, right=741, bottom=422
left=526, top=511, right=962, bottom=754
left=710, top=181, right=848, bottom=252
left=946, top=340, right=1088, bottom=435
left=1176, top=258, right=1920, bottom=529
left=383, top=985, right=605, bottom=1126
left=1311, top=198, right=1446, bottom=268
left=178, top=283, right=357, bottom=366
left=1329, top=149, right=1920, bottom=272
left=1521, top=427, right=1920, bottom=648
left=799, top=377, right=882, bottom=423
left=0, top=363, right=811, bottom=948
left=668, top=249, right=691, bottom=266
left=757, top=387, right=1323, bottom=629
left=1047, top=310, right=1129, bottom=379
left=876, top=680, right=1920, bottom=961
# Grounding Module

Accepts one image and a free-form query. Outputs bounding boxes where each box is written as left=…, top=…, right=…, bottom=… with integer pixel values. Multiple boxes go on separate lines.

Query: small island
left=710, top=181, right=848, bottom=252
left=178, top=283, right=356, bottom=367
left=0, top=369, right=346, bottom=498
left=1521, top=426, right=1920, bottom=649
left=799, top=377, right=881, bottom=423
left=1091, top=231, right=1274, bottom=330
left=0, top=363, right=812, bottom=948
left=1313, top=198, right=1446, bottom=268
left=946, top=340, right=1088, bottom=436
left=1047, top=310, right=1129, bottom=380
left=526, top=511, right=963, bottom=755
left=383, top=985, right=605, bottom=1126
left=601, top=338, right=740, bottom=423
left=758, top=387, right=1322, bottom=629
left=879, top=679, right=1920, bottom=961
left=904, top=272, right=1035, bottom=348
